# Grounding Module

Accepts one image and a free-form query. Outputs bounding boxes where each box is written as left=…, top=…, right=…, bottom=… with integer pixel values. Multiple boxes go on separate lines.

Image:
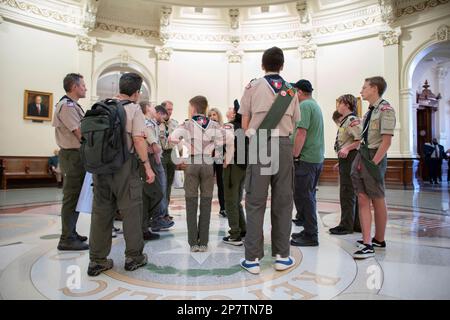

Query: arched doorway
left=410, top=41, right=450, bottom=183
left=96, top=65, right=152, bottom=101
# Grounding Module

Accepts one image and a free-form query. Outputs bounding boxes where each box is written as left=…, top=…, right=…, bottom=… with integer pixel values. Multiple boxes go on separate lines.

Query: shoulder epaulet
left=380, top=101, right=393, bottom=111
left=245, top=78, right=258, bottom=89
left=349, top=118, right=361, bottom=127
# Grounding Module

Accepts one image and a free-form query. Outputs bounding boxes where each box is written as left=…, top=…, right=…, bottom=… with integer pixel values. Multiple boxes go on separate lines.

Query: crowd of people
left=52, top=46, right=402, bottom=277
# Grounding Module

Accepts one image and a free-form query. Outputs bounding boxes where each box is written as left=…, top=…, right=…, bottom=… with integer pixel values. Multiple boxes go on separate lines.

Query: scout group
left=52, top=46, right=395, bottom=276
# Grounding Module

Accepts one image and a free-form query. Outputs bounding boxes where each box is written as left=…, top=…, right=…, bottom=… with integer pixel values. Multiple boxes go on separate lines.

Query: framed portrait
left=23, top=90, right=53, bottom=121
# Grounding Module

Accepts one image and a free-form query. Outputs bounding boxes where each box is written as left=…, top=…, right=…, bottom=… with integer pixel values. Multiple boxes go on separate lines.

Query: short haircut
left=63, top=73, right=83, bottom=92
left=155, top=104, right=168, bottom=116
left=365, top=76, right=387, bottom=96
left=161, top=100, right=173, bottom=107
left=139, top=101, right=150, bottom=114
left=262, top=47, right=284, bottom=72
left=119, top=72, right=143, bottom=96
left=189, top=95, right=208, bottom=114
left=332, top=110, right=343, bottom=123
left=337, top=94, right=357, bottom=113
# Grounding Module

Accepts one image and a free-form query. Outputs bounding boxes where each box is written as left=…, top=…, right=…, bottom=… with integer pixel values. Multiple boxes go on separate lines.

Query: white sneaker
left=273, top=254, right=296, bottom=271
left=240, top=258, right=260, bottom=274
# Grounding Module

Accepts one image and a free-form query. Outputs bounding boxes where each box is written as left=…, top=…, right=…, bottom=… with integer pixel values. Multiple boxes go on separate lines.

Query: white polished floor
left=0, top=185, right=449, bottom=300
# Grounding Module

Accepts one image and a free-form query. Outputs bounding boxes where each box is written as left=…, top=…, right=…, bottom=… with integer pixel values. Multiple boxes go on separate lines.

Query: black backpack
left=80, top=99, right=132, bottom=174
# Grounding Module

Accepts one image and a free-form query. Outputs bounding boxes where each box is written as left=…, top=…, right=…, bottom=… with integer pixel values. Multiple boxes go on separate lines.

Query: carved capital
left=298, top=43, right=317, bottom=59
left=379, top=27, right=401, bottom=46
left=227, top=49, right=243, bottom=63
left=436, top=24, right=449, bottom=42
left=76, top=35, right=97, bottom=51
left=155, top=46, right=172, bottom=61
left=229, top=8, right=239, bottom=30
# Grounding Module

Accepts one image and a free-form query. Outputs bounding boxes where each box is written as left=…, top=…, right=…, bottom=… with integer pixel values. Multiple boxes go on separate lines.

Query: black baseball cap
left=292, top=79, right=313, bottom=93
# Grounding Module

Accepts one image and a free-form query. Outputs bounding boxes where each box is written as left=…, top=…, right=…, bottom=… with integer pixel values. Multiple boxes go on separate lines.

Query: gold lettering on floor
left=60, top=280, right=107, bottom=297
left=293, top=271, right=340, bottom=286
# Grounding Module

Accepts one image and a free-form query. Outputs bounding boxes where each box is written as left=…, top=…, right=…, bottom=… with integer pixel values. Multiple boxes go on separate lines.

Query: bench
left=0, top=156, right=57, bottom=189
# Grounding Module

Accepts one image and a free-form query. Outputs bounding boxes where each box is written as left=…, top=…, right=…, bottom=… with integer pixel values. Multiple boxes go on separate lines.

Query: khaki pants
left=244, top=137, right=294, bottom=260
left=184, top=162, right=214, bottom=246
left=89, top=156, right=145, bottom=263
left=59, top=149, right=85, bottom=241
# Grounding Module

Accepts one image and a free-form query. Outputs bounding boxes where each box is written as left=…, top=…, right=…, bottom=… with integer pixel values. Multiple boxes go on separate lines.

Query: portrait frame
left=23, top=90, right=53, bottom=121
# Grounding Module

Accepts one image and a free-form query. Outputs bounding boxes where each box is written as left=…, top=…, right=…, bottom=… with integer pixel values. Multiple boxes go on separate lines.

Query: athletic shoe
left=57, top=239, right=89, bottom=251
left=240, top=258, right=260, bottom=275
left=273, top=255, right=296, bottom=271
left=87, top=259, right=113, bottom=276
left=329, top=226, right=353, bottom=235
left=222, top=236, right=243, bottom=246
left=198, top=245, right=208, bottom=252
left=353, top=244, right=375, bottom=259
left=124, top=254, right=148, bottom=271
left=356, top=238, right=386, bottom=249
left=190, top=245, right=199, bottom=252
left=143, top=231, right=160, bottom=241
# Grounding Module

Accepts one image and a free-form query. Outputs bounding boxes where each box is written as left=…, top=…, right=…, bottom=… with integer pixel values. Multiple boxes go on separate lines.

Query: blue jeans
left=294, top=160, right=323, bottom=240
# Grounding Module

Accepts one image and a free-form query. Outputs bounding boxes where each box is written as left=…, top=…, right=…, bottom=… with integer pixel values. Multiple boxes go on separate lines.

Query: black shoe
left=75, top=232, right=88, bottom=242
left=292, top=219, right=303, bottom=227
left=240, top=231, right=246, bottom=238
left=143, top=231, right=160, bottom=241
left=291, top=230, right=305, bottom=239
left=353, top=244, right=375, bottom=259
left=87, top=259, right=114, bottom=276
left=124, top=254, right=148, bottom=271
left=57, top=239, right=89, bottom=251
left=356, top=238, right=386, bottom=249
left=222, top=236, right=243, bottom=246
left=290, top=235, right=318, bottom=247
left=329, top=226, right=353, bottom=235
left=219, top=210, right=227, bottom=218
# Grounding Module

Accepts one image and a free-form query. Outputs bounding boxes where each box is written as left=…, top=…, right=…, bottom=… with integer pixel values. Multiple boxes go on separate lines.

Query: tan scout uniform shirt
left=52, top=96, right=85, bottom=149
left=124, top=102, right=147, bottom=152
left=170, top=117, right=234, bottom=161
left=238, top=75, right=300, bottom=137
left=364, top=98, right=396, bottom=149
left=335, top=114, right=362, bottom=152
left=160, top=118, right=179, bottom=150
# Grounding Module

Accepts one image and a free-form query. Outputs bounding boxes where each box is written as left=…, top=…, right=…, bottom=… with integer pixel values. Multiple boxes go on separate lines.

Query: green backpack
left=80, top=99, right=132, bottom=174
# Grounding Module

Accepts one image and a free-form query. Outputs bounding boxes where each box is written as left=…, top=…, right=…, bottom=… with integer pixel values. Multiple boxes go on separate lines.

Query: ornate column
left=76, top=35, right=96, bottom=108
left=436, top=65, right=448, bottom=146
left=379, top=27, right=402, bottom=157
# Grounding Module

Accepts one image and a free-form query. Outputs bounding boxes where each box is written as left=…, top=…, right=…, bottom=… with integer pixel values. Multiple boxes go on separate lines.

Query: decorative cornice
left=396, top=0, right=449, bottom=18
left=313, top=15, right=382, bottom=35
left=227, top=49, right=243, bottom=63
left=379, top=27, right=402, bottom=46
left=0, top=0, right=77, bottom=24
left=76, top=35, right=96, bottom=51
left=436, top=24, right=449, bottom=42
left=154, top=46, right=172, bottom=61
left=96, top=22, right=159, bottom=38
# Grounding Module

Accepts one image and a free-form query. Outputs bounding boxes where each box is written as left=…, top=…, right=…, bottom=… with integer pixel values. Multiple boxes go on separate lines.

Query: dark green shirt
left=293, top=98, right=324, bottom=164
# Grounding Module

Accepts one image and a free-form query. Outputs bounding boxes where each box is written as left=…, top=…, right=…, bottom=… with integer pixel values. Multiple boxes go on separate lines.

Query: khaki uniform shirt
left=52, top=96, right=85, bottom=149
left=364, top=98, right=396, bottom=149
left=238, top=75, right=300, bottom=137
left=335, top=114, right=362, bottom=152
left=160, top=118, right=179, bottom=150
left=170, top=117, right=234, bottom=160
left=124, top=102, right=147, bottom=153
